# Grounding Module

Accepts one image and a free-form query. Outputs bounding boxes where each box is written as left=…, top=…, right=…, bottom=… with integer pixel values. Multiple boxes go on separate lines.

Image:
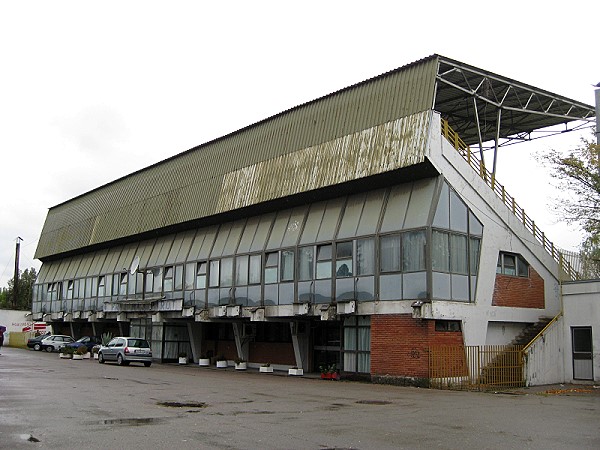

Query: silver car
left=40, top=335, right=74, bottom=352
left=97, top=337, right=152, bottom=367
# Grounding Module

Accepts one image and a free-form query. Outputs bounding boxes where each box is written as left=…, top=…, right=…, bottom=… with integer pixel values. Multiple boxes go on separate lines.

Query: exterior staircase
left=477, top=318, right=553, bottom=389
left=511, top=318, right=553, bottom=347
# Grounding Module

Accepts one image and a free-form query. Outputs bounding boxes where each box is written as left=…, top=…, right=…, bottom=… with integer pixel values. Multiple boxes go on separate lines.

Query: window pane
left=112, top=274, right=120, bottom=295
left=185, top=263, right=195, bottom=290
left=281, top=250, right=294, bottom=281
left=344, top=326, right=356, bottom=350
left=451, top=274, right=470, bottom=301
left=432, top=272, right=451, bottom=299
left=316, top=261, right=331, bottom=279
left=266, top=251, right=278, bottom=266
left=209, top=260, right=220, bottom=287
left=450, top=234, right=468, bottom=275
left=470, top=238, right=481, bottom=275
left=249, top=254, right=261, bottom=284
left=504, top=255, right=516, bottom=276
left=264, top=252, right=278, bottom=284
left=402, top=230, right=426, bottom=272
left=433, top=182, right=450, bottom=228
left=380, top=235, right=401, bottom=272
left=144, top=273, right=153, bottom=293
left=336, top=259, right=352, bottom=277
left=235, top=255, right=249, bottom=286
left=265, top=267, right=278, bottom=284
left=174, top=265, right=183, bottom=290
left=336, top=241, right=353, bottom=258
left=403, top=271, right=426, bottom=299
left=164, top=266, right=173, bottom=292
left=432, top=231, right=450, bottom=272
left=317, top=244, right=332, bottom=261
left=196, top=262, right=207, bottom=289
left=380, top=274, right=401, bottom=300
left=356, top=238, right=374, bottom=275
left=153, top=268, right=163, bottom=293
left=449, top=189, right=468, bottom=232
left=336, top=277, right=354, bottom=300
left=469, top=211, right=483, bottom=236
left=355, top=276, right=374, bottom=301
left=517, top=255, right=529, bottom=277
left=220, top=258, right=233, bottom=287
left=298, top=247, right=314, bottom=281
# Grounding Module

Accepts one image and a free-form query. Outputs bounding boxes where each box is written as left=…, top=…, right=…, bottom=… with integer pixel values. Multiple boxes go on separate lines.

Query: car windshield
left=128, top=339, right=149, bottom=348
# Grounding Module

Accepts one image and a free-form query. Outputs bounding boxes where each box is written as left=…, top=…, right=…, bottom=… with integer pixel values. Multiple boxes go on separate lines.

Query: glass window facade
left=33, top=178, right=485, bottom=310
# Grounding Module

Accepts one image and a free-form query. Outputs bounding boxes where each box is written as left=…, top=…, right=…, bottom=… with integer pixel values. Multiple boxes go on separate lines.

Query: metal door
left=572, top=327, right=593, bottom=380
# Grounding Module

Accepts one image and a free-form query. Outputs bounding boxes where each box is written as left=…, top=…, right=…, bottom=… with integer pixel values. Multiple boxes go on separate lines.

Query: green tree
left=0, top=267, right=37, bottom=310
left=540, top=136, right=600, bottom=278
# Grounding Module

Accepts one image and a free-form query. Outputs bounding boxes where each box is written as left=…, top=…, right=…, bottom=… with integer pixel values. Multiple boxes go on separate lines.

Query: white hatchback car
left=40, top=335, right=74, bottom=352
left=97, top=337, right=152, bottom=367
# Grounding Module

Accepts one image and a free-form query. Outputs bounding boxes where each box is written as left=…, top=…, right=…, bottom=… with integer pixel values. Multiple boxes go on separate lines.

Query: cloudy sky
left=0, top=1, right=598, bottom=288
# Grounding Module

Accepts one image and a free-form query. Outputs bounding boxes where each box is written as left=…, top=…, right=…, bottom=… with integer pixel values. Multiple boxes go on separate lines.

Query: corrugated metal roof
left=35, top=57, right=437, bottom=260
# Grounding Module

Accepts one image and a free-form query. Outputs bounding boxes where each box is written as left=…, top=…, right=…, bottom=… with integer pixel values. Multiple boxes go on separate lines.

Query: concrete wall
left=561, top=280, right=600, bottom=383
left=524, top=316, right=565, bottom=386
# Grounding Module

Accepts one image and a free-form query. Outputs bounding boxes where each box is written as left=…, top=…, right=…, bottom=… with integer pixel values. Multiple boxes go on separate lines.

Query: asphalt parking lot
left=1, top=347, right=599, bottom=450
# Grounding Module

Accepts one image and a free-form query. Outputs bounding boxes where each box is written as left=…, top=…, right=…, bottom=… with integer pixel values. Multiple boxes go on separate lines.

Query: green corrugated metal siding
left=35, top=57, right=438, bottom=259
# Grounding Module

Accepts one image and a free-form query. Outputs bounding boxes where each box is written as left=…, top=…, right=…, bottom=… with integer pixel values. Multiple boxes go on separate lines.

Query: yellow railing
left=429, top=345, right=525, bottom=390
left=441, top=119, right=578, bottom=281
left=522, top=312, right=563, bottom=353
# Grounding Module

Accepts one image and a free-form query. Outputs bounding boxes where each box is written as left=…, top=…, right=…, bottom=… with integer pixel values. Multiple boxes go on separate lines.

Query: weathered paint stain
left=217, top=111, right=431, bottom=213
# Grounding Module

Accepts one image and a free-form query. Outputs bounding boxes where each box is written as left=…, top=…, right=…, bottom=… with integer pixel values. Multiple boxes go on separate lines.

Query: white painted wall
left=0, top=310, right=46, bottom=346
left=485, top=322, right=529, bottom=346
left=561, top=280, right=600, bottom=383
left=524, top=316, right=565, bottom=386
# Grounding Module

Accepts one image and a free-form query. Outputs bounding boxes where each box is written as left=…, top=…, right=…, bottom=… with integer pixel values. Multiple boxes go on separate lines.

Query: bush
left=76, top=346, right=88, bottom=355
left=61, top=346, right=75, bottom=355
left=101, top=332, right=113, bottom=346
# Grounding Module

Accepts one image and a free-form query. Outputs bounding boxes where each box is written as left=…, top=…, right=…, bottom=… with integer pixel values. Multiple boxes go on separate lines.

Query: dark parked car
left=98, top=337, right=152, bottom=367
left=62, top=336, right=101, bottom=352
left=27, top=333, right=52, bottom=351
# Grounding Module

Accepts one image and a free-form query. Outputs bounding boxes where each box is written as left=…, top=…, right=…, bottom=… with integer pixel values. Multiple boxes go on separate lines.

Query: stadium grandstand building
left=32, top=55, right=596, bottom=384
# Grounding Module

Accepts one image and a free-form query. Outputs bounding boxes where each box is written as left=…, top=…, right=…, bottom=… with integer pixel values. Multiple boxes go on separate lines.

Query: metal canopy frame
left=433, top=55, right=595, bottom=174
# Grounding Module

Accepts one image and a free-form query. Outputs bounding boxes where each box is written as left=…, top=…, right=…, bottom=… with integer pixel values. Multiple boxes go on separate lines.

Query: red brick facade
left=370, top=314, right=464, bottom=378
left=492, top=267, right=545, bottom=308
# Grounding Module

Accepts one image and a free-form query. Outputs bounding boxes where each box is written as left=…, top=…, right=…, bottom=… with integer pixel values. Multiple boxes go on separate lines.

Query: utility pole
left=13, top=237, right=23, bottom=308
left=595, top=83, right=600, bottom=144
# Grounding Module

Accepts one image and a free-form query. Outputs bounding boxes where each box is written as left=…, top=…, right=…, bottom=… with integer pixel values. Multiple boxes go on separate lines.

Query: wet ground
left=1, top=347, right=599, bottom=449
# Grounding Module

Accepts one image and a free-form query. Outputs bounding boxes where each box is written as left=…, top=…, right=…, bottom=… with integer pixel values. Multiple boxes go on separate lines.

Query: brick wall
left=371, top=314, right=464, bottom=378
left=492, top=267, right=545, bottom=308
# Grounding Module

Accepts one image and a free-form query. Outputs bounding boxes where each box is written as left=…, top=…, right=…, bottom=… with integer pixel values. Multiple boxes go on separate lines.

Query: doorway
left=572, top=327, right=593, bottom=380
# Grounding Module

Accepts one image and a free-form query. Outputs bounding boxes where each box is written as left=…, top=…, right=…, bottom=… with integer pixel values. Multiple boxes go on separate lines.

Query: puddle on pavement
left=102, top=417, right=166, bottom=426
left=355, top=400, right=392, bottom=405
left=157, top=401, right=207, bottom=408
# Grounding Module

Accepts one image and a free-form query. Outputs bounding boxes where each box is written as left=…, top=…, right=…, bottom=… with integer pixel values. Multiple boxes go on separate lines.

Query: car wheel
left=117, top=354, right=124, bottom=366
left=33, top=343, right=41, bottom=351
left=98, top=353, right=105, bottom=364
left=144, top=362, right=152, bottom=367
left=45, top=346, right=53, bottom=353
